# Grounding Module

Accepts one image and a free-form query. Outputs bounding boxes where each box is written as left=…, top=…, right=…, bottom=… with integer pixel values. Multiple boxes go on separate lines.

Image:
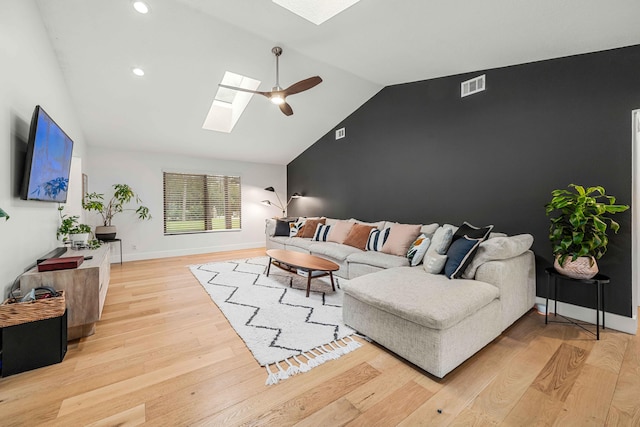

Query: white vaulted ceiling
left=35, top=0, right=640, bottom=165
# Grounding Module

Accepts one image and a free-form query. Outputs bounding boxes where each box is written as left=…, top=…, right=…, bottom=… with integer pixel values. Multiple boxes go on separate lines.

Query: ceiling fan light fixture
left=132, top=1, right=150, bottom=14
left=270, top=95, right=285, bottom=105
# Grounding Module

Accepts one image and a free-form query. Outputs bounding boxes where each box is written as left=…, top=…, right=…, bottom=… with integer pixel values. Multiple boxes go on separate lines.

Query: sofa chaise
left=265, top=217, right=536, bottom=378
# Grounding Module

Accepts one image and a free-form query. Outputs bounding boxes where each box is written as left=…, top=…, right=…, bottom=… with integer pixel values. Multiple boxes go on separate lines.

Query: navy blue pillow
left=444, top=236, right=482, bottom=279
left=274, top=219, right=294, bottom=236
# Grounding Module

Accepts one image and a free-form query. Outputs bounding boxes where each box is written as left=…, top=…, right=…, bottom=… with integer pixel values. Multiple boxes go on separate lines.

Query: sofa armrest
left=265, top=218, right=276, bottom=237
left=475, top=250, right=536, bottom=331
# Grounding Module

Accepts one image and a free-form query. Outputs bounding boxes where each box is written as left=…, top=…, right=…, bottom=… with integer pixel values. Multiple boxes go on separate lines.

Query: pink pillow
left=327, top=220, right=355, bottom=244
left=381, top=223, right=422, bottom=256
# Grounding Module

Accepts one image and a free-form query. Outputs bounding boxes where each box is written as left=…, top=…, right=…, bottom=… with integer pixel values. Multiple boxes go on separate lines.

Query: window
left=163, top=172, right=241, bottom=234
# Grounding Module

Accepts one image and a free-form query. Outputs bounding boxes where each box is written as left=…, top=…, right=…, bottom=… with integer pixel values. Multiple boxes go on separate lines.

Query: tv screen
left=20, top=105, right=74, bottom=202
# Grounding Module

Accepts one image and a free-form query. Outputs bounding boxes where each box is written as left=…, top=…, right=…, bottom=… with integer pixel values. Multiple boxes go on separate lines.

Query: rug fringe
left=264, top=335, right=364, bottom=386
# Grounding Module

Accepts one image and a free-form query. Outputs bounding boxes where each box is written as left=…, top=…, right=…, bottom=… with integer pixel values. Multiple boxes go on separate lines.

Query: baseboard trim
left=109, top=242, right=265, bottom=263
left=535, top=296, right=637, bottom=335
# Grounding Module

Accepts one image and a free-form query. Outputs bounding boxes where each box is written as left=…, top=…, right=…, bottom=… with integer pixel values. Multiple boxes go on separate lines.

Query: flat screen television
left=20, top=105, right=74, bottom=202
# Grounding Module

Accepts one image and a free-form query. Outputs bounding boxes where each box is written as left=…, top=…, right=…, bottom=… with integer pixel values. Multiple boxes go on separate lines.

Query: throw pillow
left=462, top=234, right=534, bottom=279
left=327, top=220, right=355, bottom=244
left=366, top=227, right=391, bottom=251
left=289, top=218, right=306, bottom=237
left=299, top=218, right=326, bottom=238
left=312, top=224, right=332, bottom=241
left=407, top=234, right=431, bottom=267
left=453, top=221, right=494, bottom=242
left=350, top=218, right=385, bottom=230
left=343, top=224, right=378, bottom=250
left=444, top=235, right=483, bottom=279
left=274, top=219, right=294, bottom=237
left=429, top=226, right=454, bottom=255
left=381, top=223, right=422, bottom=257
left=420, top=223, right=440, bottom=239
left=423, top=252, right=448, bottom=274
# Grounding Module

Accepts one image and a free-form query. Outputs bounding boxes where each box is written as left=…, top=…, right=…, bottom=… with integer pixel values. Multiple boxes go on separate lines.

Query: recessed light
left=132, top=67, right=145, bottom=77
left=133, top=1, right=150, bottom=14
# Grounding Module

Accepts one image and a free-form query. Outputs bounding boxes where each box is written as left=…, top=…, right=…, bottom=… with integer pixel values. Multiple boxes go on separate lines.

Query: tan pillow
left=381, top=223, right=422, bottom=257
left=299, top=218, right=326, bottom=238
left=327, top=220, right=355, bottom=244
left=343, top=224, right=377, bottom=250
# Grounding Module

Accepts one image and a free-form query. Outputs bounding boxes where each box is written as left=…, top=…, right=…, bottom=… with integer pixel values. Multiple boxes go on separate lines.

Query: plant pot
left=69, top=233, right=90, bottom=245
left=95, top=225, right=116, bottom=240
left=554, top=255, right=598, bottom=279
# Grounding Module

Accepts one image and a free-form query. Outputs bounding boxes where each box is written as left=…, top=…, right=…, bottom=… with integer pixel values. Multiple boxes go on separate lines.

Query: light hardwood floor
left=1, top=248, right=639, bottom=426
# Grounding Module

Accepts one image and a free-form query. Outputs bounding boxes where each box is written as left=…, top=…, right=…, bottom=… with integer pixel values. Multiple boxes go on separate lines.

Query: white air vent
left=461, top=74, right=486, bottom=98
left=335, top=127, right=346, bottom=140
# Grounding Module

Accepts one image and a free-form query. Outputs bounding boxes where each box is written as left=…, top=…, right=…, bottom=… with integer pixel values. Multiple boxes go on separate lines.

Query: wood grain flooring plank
left=239, top=362, right=380, bottom=427
left=531, top=342, right=588, bottom=402
left=396, top=335, right=522, bottom=426
left=554, top=364, right=618, bottom=426
left=345, top=380, right=433, bottom=427
left=293, top=397, right=361, bottom=427
left=606, top=322, right=640, bottom=427
left=501, top=388, right=564, bottom=426
left=85, top=404, right=146, bottom=427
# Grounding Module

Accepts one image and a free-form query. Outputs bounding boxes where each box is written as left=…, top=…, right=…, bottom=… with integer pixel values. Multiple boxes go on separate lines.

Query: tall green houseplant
left=545, top=184, right=628, bottom=277
left=83, top=183, right=150, bottom=239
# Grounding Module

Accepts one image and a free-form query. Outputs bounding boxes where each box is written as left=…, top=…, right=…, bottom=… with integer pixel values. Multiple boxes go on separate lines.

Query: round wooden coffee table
left=266, top=249, right=339, bottom=297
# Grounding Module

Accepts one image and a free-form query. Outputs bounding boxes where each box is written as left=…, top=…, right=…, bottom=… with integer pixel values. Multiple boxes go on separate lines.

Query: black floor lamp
left=261, top=187, right=301, bottom=217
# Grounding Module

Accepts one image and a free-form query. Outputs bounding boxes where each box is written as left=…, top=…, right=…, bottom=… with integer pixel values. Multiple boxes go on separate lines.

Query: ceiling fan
left=218, top=46, right=322, bottom=116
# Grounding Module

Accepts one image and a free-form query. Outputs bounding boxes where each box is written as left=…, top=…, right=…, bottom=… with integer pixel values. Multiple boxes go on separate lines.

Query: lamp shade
left=291, top=192, right=302, bottom=198
left=261, top=200, right=272, bottom=206
left=264, top=186, right=275, bottom=192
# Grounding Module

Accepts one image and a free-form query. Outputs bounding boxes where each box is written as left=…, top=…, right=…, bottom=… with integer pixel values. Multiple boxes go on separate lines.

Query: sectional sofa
left=265, top=217, right=536, bottom=378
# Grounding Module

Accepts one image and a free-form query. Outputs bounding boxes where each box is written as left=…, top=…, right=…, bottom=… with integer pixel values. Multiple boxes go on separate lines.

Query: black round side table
left=544, top=267, right=610, bottom=340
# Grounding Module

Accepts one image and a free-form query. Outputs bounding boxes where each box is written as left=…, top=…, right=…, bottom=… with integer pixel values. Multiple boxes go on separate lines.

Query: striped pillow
left=312, top=224, right=331, bottom=241
left=366, top=227, right=390, bottom=251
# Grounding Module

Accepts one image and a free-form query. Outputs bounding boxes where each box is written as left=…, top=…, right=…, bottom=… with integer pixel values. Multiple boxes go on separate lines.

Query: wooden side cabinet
left=20, top=246, right=110, bottom=340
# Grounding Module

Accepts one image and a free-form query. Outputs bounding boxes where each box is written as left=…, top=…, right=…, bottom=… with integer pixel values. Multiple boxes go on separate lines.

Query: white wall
left=85, top=146, right=285, bottom=261
left=0, top=0, right=87, bottom=299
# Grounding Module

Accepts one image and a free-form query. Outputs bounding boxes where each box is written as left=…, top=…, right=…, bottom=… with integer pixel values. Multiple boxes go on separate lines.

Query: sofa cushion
left=342, top=267, right=499, bottom=330
left=274, top=219, right=293, bottom=236
left=299, top=218, right=326, bottom=238
left=462, top=234, right=534, bottom=279
left=348, top=250, right=410, bottom=269
left=284, top=237, right=315, bottom=251
left=453, top=221, right=494, bottom=242
left=423, top=252, right=448, bottom=274
left=429, top=226, right=454, bottom=255
left=407, top=234, right=431, bottom=266
left=444, top=236, right=482, bottom=279
left=350, top=218, right=385, bottom=230
left=310, top=241, right=362, bottom=261
left=381, top=223, right=422, bottom=256
left=366, top=227, right=390, bottom=251
left=420, top=223, right=440, bottom=239
left=344, top=224, right=378, bottom=250
left=327, top=220, right=355, bottom=244
left=312, top=224, right=331, bottom=241
left=289, top=218, right=306, bottom=237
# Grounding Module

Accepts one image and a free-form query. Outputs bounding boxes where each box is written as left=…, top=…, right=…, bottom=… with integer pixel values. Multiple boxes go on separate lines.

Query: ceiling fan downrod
left=272, top=46, right=283, bottom=91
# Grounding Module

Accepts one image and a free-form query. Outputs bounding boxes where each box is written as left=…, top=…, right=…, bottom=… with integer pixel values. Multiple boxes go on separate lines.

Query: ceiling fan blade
left=279, top=102, right=293, bottom=116
left=218, top=83, right=270, bottom=97
left=282, top=76, right=322, bottom=97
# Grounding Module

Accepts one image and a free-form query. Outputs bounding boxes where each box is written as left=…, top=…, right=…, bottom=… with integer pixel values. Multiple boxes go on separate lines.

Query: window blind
left=163, top=172, right=241, bottom=234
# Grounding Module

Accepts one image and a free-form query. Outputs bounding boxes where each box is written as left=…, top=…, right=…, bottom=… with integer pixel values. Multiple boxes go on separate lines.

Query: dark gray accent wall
left=288, top=45, right=639, bottom=318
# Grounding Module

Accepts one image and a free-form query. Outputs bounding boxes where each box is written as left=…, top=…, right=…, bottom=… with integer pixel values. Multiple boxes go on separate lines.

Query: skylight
left=272, top=0, right=360, bottom=25
left=202, top=72, right=261, bottom=133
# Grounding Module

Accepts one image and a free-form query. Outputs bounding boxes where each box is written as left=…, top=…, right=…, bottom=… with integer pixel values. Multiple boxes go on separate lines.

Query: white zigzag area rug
left=189, top=256, right=362, bottom=385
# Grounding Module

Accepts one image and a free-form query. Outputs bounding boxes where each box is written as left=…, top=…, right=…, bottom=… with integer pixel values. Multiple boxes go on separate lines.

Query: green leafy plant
left=83, top=183, right=151, bottom=226
left=545, top=184, right=629, bottom=265
left=57, top=206, right=92, bottom=241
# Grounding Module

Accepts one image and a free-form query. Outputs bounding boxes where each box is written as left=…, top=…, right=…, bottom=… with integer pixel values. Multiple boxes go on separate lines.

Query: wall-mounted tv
left=20, top=105, right=74, bottom=202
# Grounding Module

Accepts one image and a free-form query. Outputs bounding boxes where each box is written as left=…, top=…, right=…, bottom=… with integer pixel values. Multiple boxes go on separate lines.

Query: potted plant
left=545, top=184, right=629, bottom=279
left=57, top=206, right=92, bottom=245
left=83, top=183, right=151, bottom=240
left=0, top=207, right=9, bottom=221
